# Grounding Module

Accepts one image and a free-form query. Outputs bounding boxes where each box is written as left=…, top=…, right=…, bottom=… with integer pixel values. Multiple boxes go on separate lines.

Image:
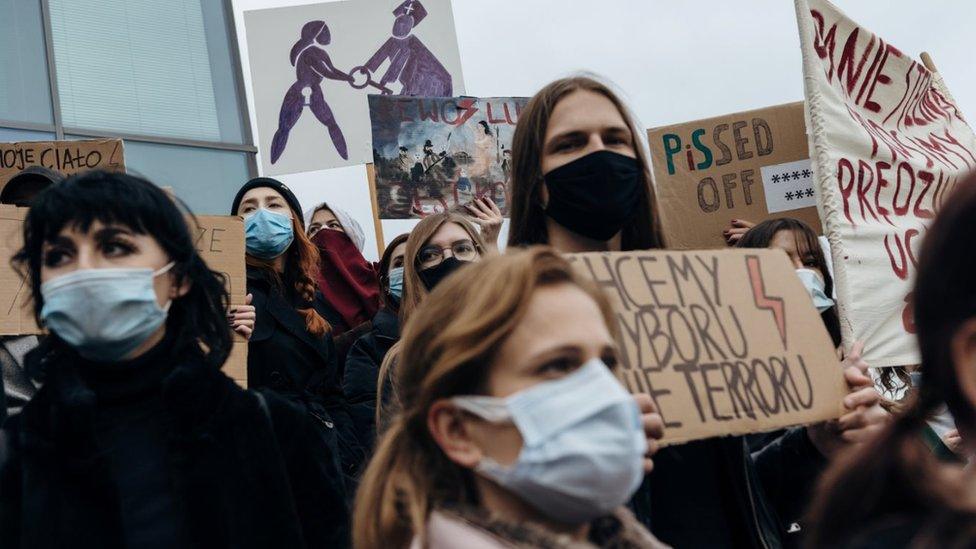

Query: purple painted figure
left=271, top=21, right=353, bottom=164
left=353, top=0, right=453, bottom=97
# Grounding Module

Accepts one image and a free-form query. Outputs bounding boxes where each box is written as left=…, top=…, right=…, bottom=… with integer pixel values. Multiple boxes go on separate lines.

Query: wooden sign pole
left=366, top=163, right=386, bottom=259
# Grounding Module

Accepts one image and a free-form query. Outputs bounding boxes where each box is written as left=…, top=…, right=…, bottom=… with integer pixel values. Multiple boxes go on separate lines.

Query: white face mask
left=452, top=359, right=646, bottom=524
left=40, top=262, right=176, bottom=362
left=796, top=268, right=835, bottom=313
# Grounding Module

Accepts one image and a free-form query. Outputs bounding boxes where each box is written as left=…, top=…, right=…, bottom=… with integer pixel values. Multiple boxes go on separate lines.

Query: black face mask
left=543, top=150, right=641, bottom=241
left=418, top=256, right=468, bottom=291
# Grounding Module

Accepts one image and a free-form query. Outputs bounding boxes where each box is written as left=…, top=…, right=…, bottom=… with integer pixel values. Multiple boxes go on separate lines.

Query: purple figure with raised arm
left=351, top=0, right=453, bottom=97
left=271, top=20, right=353, bottom=163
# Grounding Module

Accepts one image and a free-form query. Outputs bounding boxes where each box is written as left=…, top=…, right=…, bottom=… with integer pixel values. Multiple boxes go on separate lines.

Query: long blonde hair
left=374, top=214, right=488, bottom=429
left=353, top=247, right=617, bottom=549
left=398, top=212, right=486, bottom=326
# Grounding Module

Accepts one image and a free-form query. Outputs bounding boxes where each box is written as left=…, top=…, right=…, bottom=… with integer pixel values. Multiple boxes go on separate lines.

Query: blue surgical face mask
left=387, top=266, right=404, bottom=300
left=796, top=268, right=835, bottom=313
left=40, top=262, right=176, bottom=362
left=244, top=208, right=294, bottom=259
left=452, top=359, right=646, bottom=524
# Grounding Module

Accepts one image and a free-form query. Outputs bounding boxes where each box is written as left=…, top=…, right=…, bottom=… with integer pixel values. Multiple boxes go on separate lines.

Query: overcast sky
left=232, top=0, right=976, bottom=258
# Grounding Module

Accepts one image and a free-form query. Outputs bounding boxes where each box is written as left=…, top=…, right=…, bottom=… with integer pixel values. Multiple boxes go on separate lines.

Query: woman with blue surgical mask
left=231, top=177, right=363, bottom=494
left=736, top=217, right=841, bottom=349
left=353, top=248, right=667, bottom=549
left=0, top=171, right=349, bottom=547
left=344, top=233, right=408, bottom=454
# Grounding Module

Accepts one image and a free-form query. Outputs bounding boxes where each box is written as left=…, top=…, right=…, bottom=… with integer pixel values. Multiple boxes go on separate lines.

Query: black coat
left=342, top=307, right=399, bottom=453
left=631, top=428, right=826, bottom=549
left=246, top=268, right=364, bottom=488
left=0, top=344, right=349, bottom=549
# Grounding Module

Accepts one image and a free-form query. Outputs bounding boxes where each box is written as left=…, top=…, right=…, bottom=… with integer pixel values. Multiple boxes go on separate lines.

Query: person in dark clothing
left=0, top=166, right=65, bottom=425
left=506, top=75, right=889, bottom=548
left=232, top=177, right=363, bottom=490
left=343, top=232, right=408, bottom=452
left=806, top=173, right=976, bottom=549
left=0, top=171, right=348, bottom=548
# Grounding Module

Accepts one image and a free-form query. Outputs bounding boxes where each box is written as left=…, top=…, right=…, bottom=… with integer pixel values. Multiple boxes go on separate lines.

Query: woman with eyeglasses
left=375, top=213, right=486, bottom=434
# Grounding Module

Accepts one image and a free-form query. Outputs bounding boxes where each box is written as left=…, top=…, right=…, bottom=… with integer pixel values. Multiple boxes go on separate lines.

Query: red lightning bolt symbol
left=454, top=98, right=479, bottom=126
left=747, top=256, right=787, bottom=348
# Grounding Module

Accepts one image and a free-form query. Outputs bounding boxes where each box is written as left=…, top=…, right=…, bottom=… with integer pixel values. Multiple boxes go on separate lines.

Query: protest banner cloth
left=368, top=95, right=526, bottom=219
left=568, top=248, right=847, bottom=446
left=796, top=0, right=976, bottom=367
left=189, top=215, right=249, bottom=387
left=649, top=103, right=823, bottom=250
left=0, top=139, right=125, bottom=188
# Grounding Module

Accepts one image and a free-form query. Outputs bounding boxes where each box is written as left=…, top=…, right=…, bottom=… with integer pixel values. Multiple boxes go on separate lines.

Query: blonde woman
left=374, top=213, right=488, bottom=432
left=355, top=248, right=666, bottom=549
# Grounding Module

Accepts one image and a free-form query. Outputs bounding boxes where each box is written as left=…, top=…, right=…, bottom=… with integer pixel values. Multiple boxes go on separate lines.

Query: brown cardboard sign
left=0, top=139, right=125, bottom=189
left=190, top=215, right=248, bottom=387
left=568, top=248, right=846, bottom=446
left=0, top=206, right=40, bottom=335
left=649, top=102, right=822, bottom=250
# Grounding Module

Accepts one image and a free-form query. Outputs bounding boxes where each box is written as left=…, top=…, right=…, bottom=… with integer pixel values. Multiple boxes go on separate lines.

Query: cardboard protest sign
left=244, top=0, right=465, bottom=175
left=568, top=249, right=847, bottom=445
left=649, top=103, right=823, bottom=250
left=190, top=215, right=248, bottom=387
left=796, top=0, right=976, bottom=367
left=0, top=206, right=40, bottom=335
left=0, top=139, right=125, bottom=189
left=369, top=95, right=527, bottom=218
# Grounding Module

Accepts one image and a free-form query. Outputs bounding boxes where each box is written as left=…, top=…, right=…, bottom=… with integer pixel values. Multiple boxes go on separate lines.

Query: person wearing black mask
left=1, top=171, right=348, bottom=548
left=373, top=213, right=486, bottom=434
left=507, top=75, right=887, bottom=549
left=0, top=166, right=65, bottom=425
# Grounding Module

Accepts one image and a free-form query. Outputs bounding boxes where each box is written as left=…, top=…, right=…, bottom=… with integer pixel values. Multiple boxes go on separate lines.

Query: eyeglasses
left=417, top=239, right=479, bottom=269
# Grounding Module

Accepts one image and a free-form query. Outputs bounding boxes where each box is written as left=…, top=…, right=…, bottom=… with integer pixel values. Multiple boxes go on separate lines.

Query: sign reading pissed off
left=649, top=102, right=823, bottom=249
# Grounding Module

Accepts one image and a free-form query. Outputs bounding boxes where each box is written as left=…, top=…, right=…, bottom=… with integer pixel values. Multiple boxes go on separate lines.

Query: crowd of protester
left=0, top=74, right=972, bottom=548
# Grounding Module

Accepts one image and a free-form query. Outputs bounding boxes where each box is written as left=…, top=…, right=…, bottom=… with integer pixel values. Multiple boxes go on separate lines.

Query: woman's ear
left=427, top=399, right=483, bottom=469
left=169, top=271, right=192, bottom=299
left=950, top=318, right=976, bottom=410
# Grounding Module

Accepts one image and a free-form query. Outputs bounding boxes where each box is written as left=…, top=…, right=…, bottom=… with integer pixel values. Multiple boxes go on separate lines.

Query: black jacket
left=246, top=268, right=364, bottom=484
left=0, top=342, right=349, bottom=548
left=632, top=428, right=826, bottom=549
left=342, top=307, right=399, bottom=453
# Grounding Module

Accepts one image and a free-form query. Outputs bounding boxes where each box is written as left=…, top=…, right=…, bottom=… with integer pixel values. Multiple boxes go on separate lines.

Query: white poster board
left=244, top=0, right=465, bottom=176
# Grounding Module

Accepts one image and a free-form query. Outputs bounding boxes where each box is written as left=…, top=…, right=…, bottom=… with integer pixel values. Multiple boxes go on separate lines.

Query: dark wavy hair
left=806, top=172, right=976, bottom=547
left=12, top=170, right=232, bottom=369
left=736, top=217, right=842, bottom=349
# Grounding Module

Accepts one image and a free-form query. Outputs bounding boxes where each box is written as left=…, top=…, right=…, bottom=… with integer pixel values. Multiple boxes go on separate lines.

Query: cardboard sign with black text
left=568, top=248, right=846, bottom=445
left=0, top=139, right=125, bottom=188
left=190, top=215, right=248, bottom=387
left=649, top=103, right=822, bottom=249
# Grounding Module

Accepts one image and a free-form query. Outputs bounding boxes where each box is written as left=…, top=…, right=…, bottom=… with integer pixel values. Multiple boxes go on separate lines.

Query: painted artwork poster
left=244, top=0, right=465, bottom=176
left=369, top=95, right=527, bottom=219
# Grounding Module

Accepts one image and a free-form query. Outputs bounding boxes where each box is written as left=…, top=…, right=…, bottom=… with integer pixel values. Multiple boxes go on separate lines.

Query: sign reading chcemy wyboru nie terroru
left=569, top=249, right=847, bottom=446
